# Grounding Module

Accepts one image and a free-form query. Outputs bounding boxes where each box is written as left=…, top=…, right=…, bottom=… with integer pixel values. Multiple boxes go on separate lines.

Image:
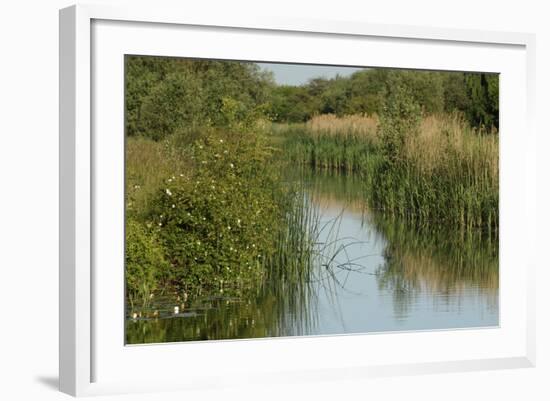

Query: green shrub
left=148, top=131, right=287, bottom=296
left=125, top=219, right=170, bottom=311
left=139, top=71, right=206, bottom=141
left=377, top=77, right=421, bottom=165
left=125, top=56, right=274, bottom=139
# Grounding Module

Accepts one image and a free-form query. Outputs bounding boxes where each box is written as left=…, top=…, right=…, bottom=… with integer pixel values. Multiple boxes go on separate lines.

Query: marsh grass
left=371, top=113, right=498, bottom=230
left=278, top=113, right=498, bottom=231
left=280, top=127, right=381, bottom=174
left=305, top=114, right=379, bottom=141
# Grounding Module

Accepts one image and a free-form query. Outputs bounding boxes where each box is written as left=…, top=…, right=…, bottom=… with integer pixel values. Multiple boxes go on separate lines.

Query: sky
left=256, top=62, right=364, bottom=86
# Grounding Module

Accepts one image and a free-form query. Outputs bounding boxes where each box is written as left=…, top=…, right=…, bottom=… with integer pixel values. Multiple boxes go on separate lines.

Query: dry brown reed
left=305, top=114, right=379, bottom=142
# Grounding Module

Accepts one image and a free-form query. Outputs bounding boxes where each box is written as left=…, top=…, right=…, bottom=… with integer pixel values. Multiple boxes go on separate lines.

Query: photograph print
left=124, top=56, right=499, bottom=344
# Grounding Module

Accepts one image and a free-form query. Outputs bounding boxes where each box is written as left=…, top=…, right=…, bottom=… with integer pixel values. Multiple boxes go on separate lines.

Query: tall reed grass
left=277, top=113, right=498, bottom=232
left=305, top=114, right=379, bottom=141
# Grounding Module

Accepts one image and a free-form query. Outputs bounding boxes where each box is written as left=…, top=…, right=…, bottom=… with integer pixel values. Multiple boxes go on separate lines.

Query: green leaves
left=126, top=219, right=170, bottom=311
left=378, top=75, right=422, bottom=166
left=140, top=71, right=206, bottom=141
left=125, top=56, right=274, bottom=140
left=146, top=131, right=287, bottom=297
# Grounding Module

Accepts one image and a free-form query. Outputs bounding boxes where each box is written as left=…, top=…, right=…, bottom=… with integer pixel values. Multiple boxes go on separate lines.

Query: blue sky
left=256, top=62, right=364, bottom=86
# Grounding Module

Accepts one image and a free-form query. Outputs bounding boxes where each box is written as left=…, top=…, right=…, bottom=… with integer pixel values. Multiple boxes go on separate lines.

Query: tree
left=463, top=73, right=499, bottom=129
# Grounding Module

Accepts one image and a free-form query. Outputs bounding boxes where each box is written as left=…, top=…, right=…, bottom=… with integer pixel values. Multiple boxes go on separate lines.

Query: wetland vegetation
left=125, top=56, right=499, bottom=344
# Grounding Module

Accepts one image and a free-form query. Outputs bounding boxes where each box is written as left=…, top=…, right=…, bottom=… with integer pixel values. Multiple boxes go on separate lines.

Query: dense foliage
left=267, top=69, right=499, bottom=129
left=126, top=56, right=274, bottom=139
left=125, top=218, right=170, bottom=309
left=147, top=131, right=286, bottom=296
left=126, top=57, right=499, bottom=141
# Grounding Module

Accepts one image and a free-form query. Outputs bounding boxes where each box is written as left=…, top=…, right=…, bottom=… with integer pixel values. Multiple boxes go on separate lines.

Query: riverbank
left=125, top=126, right=318, bottom=314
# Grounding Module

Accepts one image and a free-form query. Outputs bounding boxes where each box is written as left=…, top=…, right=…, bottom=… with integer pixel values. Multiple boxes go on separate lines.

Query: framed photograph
left=59, top=4, right=536, bottom=396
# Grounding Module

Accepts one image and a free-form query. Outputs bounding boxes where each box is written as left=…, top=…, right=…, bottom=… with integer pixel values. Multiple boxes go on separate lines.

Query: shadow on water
left=126, top=169, right=498, bottom=344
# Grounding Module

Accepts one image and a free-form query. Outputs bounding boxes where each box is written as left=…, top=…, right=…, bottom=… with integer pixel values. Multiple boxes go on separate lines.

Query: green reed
left=276, top=114, right=498, bottom=232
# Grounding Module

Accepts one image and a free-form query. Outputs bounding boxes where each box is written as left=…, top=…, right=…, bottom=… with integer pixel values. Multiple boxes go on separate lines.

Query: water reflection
left=126, top=171, right=498, bottom=344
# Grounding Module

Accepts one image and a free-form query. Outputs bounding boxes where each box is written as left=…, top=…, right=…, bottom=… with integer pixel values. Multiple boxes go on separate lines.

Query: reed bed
left=305, top=114, right=379, bottom=141
left=281, top=129, right=380, bottom=174
left=278, top=113, right=498, bottom=232
left=371, top=114, right=498, bottom=231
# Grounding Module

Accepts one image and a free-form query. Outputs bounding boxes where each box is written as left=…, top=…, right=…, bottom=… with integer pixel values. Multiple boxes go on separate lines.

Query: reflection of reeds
left=373, top=216, right=498, bottom=317
left=303, top=169, right=498, bottom=302
left=302, top=169, right=370, bottom=215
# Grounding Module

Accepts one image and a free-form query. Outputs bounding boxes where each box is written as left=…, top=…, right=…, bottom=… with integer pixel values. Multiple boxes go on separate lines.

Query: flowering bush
left=148, top=131, right=287, bottom=296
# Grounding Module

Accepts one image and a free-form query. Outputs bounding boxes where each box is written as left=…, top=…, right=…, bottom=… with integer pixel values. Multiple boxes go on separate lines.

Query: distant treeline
left=270, top=69, right=499, bottom=129
left=125, top=56, right=499, bottom=141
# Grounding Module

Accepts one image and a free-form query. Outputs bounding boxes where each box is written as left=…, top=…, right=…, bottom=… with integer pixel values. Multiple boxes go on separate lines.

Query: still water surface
left=126, top=172, right=498, bottom=344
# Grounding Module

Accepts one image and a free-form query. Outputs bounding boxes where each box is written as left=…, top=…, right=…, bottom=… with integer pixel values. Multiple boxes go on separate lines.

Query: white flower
left=219, top=139, right=224, bottom=143
left=166, top=188, right=172, bottom=196
left=230, top=163, right=234, bottom=168
left=171, top=204, right=175, bottom=208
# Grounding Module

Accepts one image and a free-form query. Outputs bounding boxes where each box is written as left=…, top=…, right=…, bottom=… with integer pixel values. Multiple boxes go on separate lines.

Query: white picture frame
left=59, top=3, right=537, bottom=397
